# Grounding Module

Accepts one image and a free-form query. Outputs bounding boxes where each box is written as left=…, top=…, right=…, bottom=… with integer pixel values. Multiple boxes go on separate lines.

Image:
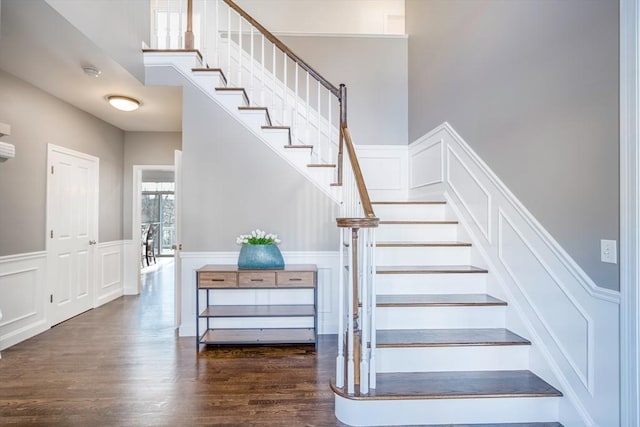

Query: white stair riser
left=374, top=204, right=447, bottom=221
left=376, top=345, right=530, bottom=373
left=334, top=395, right=560, bottom=426
left=283, top=149, right=313, bottom=165
left=260, top=128, right=290, bottom=147
left=237, top=110, right=269, bottom=129
left=376, top=224, right=458, bottom=242
left=376, top=246, right=471, bottom=266
left=376, top=306, right=505, bottom=329
left=215, top=92, right=247, bottom=111
left=205, top=317, right=314, bottom=329
left=192, top=73, right=226, bottom=91
left=308, top=167, right=336, bottom=187
left=375, top=273, right=487, bottom=294
left=143, top=52, right=202, bottom=71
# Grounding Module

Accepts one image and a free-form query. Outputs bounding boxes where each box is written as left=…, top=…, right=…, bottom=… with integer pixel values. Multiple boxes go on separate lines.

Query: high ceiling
left=0, top=0, right=182, bottom=132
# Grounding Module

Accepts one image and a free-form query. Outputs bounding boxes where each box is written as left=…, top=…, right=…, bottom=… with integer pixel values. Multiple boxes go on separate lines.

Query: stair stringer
left=143, top=52, right=340, bottom=204
left=405, top=123, right=621, bottom=427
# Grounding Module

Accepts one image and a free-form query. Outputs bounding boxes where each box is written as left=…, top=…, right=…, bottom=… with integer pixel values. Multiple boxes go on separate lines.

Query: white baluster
left=305, top=72, right=310, bottom=150
left=165, top=0, right=171, bottom=49
left=215, top=0, right=219, bottom=66
left=347, top=226, right=355, bottom=394
left=226, top=7, right=231, bottom=84
left=283, top=54, right=288, bottom=125
left=336, top=227, right=345, bottom=388
left=360, top=227, right=369, bottom=394
left=272, top=44, right=277, bottom=123
left=327, top=90, right=333, bottom=164
left=261, top=35, right=265, bottom=106
left=369, top=228, right=377, bottom=389
left=154, top=0, right=159, bottom=48
left=238, top=14, right=242, bottom=87
left=250, top=27, right=254, bottom=105
left=178, top=0, right=183, bottom=48
left=201, top=0, right=208, bottom=65
left=317, top=81, right=322, bottom=162
left=294, top=66, right=299, bottom=143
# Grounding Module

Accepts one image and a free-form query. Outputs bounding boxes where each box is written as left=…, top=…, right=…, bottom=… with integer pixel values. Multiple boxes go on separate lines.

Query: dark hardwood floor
left=0, top=261, right=345, bottom=426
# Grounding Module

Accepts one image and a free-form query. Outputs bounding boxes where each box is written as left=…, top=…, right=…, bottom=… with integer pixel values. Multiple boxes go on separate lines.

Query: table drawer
left=239, top=272, right=276, bottom=287
left=277, top=271, right=315, bottom=287
left=198, top=272, right=237, bottom=288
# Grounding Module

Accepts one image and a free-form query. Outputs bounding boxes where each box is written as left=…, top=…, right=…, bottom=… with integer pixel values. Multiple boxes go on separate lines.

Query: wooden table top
left=196, top=264, right=317, bottom=272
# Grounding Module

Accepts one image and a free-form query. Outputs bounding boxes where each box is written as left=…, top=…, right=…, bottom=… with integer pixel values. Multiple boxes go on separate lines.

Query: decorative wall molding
left=0, top=251, right=48, bottom=351
left=96, top=241, right=124, bottom=307
left=179, top=251, right=340, bottom=337
left=356, top=145, right=408, bottom=200
left=122, top=240, right=139, bottom=295
left=409, top=122, right=620, bottom=426
left=408, top=138, right=443, bottom=189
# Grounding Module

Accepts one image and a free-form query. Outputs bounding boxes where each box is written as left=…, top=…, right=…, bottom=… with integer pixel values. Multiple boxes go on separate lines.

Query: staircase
left=331, top=201, right=563, bottom=426
left=144, top=1, right=564, bottom=425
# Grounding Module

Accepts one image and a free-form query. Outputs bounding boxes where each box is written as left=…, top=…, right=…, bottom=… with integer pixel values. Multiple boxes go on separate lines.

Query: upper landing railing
left=150, top=0, right=378, bottom=395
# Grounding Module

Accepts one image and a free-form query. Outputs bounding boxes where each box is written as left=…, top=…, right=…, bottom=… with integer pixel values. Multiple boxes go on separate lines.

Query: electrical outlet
left=601, top=239, right=617, bottom=264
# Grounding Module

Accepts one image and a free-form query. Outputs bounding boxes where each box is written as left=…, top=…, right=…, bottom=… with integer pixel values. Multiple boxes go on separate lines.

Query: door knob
left=89, top=240, right=97, bottom=245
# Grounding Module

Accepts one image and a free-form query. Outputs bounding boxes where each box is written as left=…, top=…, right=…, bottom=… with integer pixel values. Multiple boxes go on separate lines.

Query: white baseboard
left=179, top=251, right=340, bottom=337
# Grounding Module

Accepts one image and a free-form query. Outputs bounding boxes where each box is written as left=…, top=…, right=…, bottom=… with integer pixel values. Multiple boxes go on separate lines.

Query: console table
left=195, top=264, right=317, bottom=349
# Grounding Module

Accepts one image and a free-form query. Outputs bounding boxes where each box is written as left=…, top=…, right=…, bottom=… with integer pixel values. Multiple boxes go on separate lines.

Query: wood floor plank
left=377, top=328, right=531, bottom=347
left=0, top=261, right=347, bottom=426
left=376, top=293, right=506, bottom=307
left=201, top=328, right=316, bottom=344
left=331, top=370, right=563, bottom=400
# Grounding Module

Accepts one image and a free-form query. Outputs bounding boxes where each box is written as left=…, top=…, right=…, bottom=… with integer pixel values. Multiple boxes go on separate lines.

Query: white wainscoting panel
left=356, top=145, right=408, bottom=200
left=409, top=138, right=443, bottom=189
left=96, top=242, right=124, bottom=307
left=122, top=240, right=139, bottom=295
left=408, top=122, right=621, bottom=427
left=0, top=252, right=48, bottom=351
left=179, top=251, right=340, bottom=337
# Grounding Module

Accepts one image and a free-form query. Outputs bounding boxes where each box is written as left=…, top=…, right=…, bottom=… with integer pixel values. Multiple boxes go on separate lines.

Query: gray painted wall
left=0, top=69, right=124, bottom=256
left=406, top=0, right=619, bottom=290
left=122, top=131, right=182, bottom=240
left=281, top=35, right=408, bottom=146
left=45, top=0, right=149, bottom=83
left=182, top=82, right=338, bottom=252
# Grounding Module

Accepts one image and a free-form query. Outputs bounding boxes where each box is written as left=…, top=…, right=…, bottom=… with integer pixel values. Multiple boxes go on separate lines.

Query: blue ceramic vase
left=237, top=244, right=284, bottom=269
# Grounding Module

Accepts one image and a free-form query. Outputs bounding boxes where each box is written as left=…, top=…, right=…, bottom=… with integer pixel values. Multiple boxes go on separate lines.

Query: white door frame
left=620, top=0, right=640, bottom=425
left=45, top=144, right=100, bottom=325
left=132, top=164, right=175, bottom=295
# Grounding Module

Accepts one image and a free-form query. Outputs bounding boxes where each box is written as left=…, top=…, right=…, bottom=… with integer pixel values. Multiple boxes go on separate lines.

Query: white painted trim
left=408, top=138, right=443, bottom=189
left=95, top=241, right=124, bottom=307
left=270, top=31, right=408, bottom=39
left=122, top=240, right=138, bottom=296
left=131, top=164, right=175, bottom=296
left=0, top=251, right=47, bottom=262
left=355, top=145, right=408, bottom=198
left=412, top=123, right=621, bottom=304
left=620, top=0, right=640, bottom=424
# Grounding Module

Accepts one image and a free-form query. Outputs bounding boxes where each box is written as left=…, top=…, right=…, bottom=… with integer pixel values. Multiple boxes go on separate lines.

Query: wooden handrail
left=341, top=126, right=376, bottom=220
left=223, top=0, right=340, bottom=97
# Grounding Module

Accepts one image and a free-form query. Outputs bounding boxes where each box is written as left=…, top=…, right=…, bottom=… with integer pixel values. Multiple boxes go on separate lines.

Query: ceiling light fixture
left=107, top=95, right=141, bottom=112
left=82, top=65, right=101, bottom=78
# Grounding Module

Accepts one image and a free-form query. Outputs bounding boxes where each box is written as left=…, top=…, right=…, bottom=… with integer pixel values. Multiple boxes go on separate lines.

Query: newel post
left=185, top=0, right=195, bottom=49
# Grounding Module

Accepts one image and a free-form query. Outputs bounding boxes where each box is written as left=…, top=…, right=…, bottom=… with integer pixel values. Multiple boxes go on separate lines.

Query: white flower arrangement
left=236, top=229, right=281, bottom=245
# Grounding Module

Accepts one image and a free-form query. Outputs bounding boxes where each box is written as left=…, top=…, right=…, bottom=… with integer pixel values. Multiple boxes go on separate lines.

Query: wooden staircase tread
left=377, top=265, right=488, bottom=274
left=376, top=328, right=530, bottom=347
left=376, top=293, right=506, bottom=307
left=215, top=87, right=249, bottom=105
left=377, top=241, right=472, bottom=247
left=373, top=201, right=447, bottom=205
left=379, top=220, right=459, bottom=225
left=262, top=125, right=290, bottom=129
left=201, top=328, right=315, bottom=345
left=331, top=370, right=562, bottom=400
left=284, top=145, right=313, bottom=149
left=192, top=67, right=228, bottom=85
left=307, top=164, right=336, bottom=168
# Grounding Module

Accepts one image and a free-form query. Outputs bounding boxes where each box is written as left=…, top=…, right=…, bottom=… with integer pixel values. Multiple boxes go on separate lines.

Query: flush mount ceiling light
left=107, top=95, right=141, bottom=112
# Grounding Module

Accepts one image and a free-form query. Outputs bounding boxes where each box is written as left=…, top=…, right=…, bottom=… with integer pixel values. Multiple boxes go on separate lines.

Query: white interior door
left=47, top=144, right=99, bottom=326
left=174, top=150, right=182, bottom=328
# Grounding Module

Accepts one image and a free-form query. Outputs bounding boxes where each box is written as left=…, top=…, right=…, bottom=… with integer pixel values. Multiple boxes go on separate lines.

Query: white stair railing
left=148, top=0, right=379, bottom=395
